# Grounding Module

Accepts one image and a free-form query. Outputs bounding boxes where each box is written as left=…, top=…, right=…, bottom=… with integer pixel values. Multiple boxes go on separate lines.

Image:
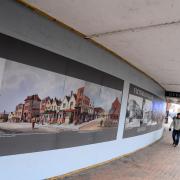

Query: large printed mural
left=0, top=58, right=123, bottom=155
left=123, top=84, right=166, bottom=138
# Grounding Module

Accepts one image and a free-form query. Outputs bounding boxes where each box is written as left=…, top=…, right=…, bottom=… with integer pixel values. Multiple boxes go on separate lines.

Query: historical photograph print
left=0, top=58, right=124, bottom=155
left=123, top=84, right=165, bottom=138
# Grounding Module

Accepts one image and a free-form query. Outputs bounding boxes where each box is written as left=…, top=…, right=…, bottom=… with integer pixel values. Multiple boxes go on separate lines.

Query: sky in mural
left=0, top=59, right=122, bottom=112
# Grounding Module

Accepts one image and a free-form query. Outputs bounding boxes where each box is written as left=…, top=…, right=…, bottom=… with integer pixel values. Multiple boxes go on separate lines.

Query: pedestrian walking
left=169, top=113, right=180, bottom=147
left=100, top=119, right=104, bottom=127
left=32, top=117, right=36, bottom=129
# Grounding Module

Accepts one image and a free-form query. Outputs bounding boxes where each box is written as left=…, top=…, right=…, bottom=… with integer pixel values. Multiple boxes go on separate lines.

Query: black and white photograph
left=125, top=94, right=143, bottom=129
left=142, top=99, right=153, bottom=125
left=123, top=84, right=166, bottom=138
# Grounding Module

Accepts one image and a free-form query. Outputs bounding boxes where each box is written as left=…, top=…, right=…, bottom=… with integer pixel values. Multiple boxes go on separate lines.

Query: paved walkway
left=57, top=125, right=180, bottom=180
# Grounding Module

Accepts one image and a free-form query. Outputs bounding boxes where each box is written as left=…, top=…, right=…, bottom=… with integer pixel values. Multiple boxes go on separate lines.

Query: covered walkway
left=56, top=123, right=180, bottom=180
left=0, top=1, right=179, bottom=180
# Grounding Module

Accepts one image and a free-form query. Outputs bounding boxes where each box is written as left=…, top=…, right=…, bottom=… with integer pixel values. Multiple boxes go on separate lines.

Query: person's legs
left=175, top=130, right=180, bottom=146
left=172, top=130, right=176, bottom=145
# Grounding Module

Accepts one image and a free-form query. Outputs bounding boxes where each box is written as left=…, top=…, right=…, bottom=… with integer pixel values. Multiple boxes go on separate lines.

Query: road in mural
left=0, top=59, right=123, bottom=155
left=123, top=84, right=166, bottom=138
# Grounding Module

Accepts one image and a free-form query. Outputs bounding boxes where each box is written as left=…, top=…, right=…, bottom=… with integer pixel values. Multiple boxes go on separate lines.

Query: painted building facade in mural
left=0, top=59, right=123, bottom=156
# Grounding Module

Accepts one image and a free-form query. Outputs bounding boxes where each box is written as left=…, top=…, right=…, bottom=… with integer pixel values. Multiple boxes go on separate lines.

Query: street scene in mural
left=123, top=84, right=166, bottom=138
left=0, top=59, right=123, bottom=149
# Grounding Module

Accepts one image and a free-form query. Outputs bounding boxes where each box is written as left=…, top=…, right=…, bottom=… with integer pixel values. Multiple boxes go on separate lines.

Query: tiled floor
left=57, top=126, right=180, bottom=180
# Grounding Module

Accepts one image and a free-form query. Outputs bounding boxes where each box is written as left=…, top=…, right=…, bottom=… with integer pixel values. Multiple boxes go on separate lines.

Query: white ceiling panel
left=23, top=0, right=180, bottom=91
left=26, top=0, right=180, bottom=35
left=94, top=23, right=180, bottom=90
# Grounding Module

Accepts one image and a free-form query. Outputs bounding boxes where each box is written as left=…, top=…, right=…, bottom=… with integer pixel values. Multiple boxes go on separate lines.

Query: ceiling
left=23, top=0, right=180, bottom=92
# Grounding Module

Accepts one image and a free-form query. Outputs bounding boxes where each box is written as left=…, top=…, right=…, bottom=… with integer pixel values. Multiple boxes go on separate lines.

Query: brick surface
left=57, top=127, right=180, bottom=180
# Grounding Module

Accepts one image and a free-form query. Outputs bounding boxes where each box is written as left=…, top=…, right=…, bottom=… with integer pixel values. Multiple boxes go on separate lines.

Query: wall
left=0, top=1, right=165, bottom=180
